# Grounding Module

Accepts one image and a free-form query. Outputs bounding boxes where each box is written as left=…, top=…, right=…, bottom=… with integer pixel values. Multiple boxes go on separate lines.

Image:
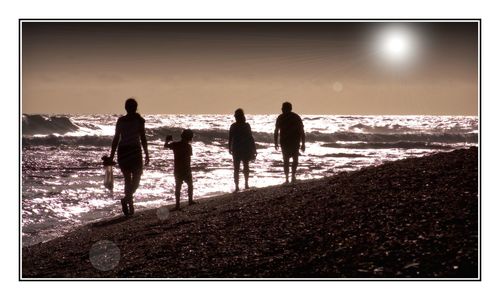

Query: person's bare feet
left=121, top=197, right=129, bottom=216
left=128, top=198, right=135, bottom=215
left=171, top=202, right=181, bottom=211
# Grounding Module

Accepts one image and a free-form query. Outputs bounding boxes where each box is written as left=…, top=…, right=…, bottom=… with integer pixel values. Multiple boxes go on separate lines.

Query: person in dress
left=110, top=98, right=149, bottom=216
left=228, top=108, right=257, bottom=191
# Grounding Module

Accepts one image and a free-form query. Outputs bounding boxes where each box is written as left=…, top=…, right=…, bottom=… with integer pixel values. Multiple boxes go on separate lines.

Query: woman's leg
left=121, top=169, right=132, bottom=215
left=243, top=160, right=250, bottom=189
left=233, top=157, right=241, bottom=191
left=131, top=169, right=142, bottom=195
left=126, top=169, right=142, bottom=215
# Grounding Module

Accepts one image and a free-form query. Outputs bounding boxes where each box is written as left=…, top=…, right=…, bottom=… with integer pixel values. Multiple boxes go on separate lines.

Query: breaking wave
left=22, top=114, right=80, bottom=135
left=21, top=114, right=478, bottom=150
left=22, top=127, right=477, bottom=150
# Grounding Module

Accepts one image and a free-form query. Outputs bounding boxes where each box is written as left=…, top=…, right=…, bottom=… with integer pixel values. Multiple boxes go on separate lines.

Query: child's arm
left=164, top=135, right=173, bottom=149
left=228, top=126, right=233, bottom=154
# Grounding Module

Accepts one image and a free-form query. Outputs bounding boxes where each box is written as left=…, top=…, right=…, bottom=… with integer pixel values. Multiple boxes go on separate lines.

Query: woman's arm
left=228, top=124, right=234, bottom=154
left=140, top=122, right=149, bottom=165
left=110, top=120, right=120, bottom=160
left=247, top=123, right=257, bottom=156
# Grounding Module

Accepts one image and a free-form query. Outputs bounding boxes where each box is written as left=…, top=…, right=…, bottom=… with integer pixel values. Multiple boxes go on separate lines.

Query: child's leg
left=175, top=177, right=182, bottom=209
left=187, top=176, right=194, bottom=204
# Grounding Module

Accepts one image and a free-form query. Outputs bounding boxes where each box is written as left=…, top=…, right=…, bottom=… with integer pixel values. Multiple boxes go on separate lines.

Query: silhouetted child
left=164, top=129, right=194, bottom=210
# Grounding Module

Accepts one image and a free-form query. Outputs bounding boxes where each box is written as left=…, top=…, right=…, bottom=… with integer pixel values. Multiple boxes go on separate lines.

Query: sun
left=382, top=31, right=411, bottom=59
left=374, top=25, right=419, bottom=67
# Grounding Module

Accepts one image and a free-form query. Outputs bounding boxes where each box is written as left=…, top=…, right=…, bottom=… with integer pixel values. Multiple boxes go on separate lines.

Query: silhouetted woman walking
left=228, top=108, right=257, bottom=191
left=110, top=98, right=149, bottom=216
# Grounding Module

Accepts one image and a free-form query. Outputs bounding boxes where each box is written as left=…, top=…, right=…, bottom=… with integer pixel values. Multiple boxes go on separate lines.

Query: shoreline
left=22, top=147, right=478, bottom=278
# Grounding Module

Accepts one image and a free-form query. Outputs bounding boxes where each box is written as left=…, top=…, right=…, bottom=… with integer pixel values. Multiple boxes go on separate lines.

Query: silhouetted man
left=274, top=102, right=306, bottom=183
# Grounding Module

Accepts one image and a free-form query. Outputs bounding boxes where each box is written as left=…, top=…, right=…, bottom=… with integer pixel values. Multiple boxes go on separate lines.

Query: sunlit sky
left=22, top=21, right=478, bottom=115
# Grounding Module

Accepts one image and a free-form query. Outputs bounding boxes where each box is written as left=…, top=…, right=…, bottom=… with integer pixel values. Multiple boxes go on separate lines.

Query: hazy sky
left=22, top=21, right=478, bottom=115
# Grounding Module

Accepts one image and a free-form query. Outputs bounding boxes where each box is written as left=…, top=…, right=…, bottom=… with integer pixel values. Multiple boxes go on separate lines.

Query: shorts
left=232, top=151, right=254, bottom=162
left=280, top=143, right=300, bottom=158
left=174, top=171, right=193, bottom=184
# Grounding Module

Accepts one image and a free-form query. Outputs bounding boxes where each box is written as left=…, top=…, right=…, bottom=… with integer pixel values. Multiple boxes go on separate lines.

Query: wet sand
left=22, top=147, right=478, bottom=278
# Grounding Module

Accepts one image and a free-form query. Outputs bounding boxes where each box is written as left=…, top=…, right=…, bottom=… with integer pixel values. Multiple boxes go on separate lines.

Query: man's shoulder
left=169, top=141, right=181, bottom=148
left=175, top=141, right=191, bottom=150
left=290, top=112, right=303, bottom=123
left=132, top=113, right=145, bottom=123
left=279, top=112, right=302, bottom=120
left=117, top=114, right=144, bottom=122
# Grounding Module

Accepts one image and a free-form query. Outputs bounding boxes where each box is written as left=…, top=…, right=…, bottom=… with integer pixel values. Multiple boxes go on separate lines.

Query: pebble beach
left=22, top=147, right=478, bottom=279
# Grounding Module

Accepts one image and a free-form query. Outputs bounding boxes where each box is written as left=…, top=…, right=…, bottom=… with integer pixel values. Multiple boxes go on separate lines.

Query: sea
left=21, top=114, right=478, bottom=246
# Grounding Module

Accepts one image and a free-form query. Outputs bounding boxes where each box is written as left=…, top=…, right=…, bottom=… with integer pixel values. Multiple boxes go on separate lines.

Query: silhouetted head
left=125, top=98, right=138, bottom=114
left=234, top=108, right=246, bottom=123
left=181, top=129, right=194, bottom=142
left=281, top=102, right=292, bottom=113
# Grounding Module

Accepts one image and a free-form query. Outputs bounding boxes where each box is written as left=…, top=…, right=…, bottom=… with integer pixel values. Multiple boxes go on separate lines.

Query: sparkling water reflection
left=21, top=114, right=478, bottom=246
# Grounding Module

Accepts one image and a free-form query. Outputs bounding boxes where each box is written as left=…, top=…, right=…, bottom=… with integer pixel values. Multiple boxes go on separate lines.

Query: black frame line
left=18, top=18, right=482, bottom=282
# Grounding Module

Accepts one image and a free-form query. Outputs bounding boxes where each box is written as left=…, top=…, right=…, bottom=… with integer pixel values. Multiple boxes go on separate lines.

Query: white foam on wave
left=21, top=114, right=478, bottom=246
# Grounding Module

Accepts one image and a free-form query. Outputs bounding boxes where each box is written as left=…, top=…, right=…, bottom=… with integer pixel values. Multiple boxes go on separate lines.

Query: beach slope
left=22, top=147, right=478, bottom=278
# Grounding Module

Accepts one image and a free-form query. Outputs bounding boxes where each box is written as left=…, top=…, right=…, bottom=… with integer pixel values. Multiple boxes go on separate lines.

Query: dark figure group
left=109, top=99, right=306, bottom=216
